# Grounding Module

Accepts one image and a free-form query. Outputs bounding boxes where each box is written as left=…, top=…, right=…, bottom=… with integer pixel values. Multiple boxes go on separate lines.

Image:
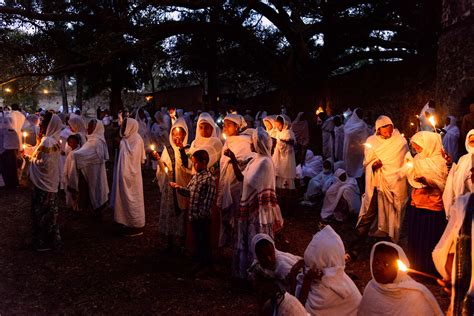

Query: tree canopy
left=0, top=0, right=440, bottom=114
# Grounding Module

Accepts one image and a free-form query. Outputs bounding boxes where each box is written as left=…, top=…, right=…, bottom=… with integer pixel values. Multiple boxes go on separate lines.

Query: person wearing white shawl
left=0, top=109, right=25, bottom=188
left=69, top=119, right=109, bottom=213
left=63, top=134, right=81, bottom=211
left=321, top=169, right=360, bottom=222
left=262, top=115, right=278, bottom=139
left=28, top=113, right=63, bottom=251
left=357, top=115, right=409, bottom=242
left=150, top=111, right=169, bottom=155
left=303, top=160, right=335, bottom=203
left=419, top=101, right=436, bottom=132
left=250, top=233, right=303, bottom=292
left=111, top=118, right=146, bottom=235
left=443, top=130, right=474, bottom=216
left=217, top=114, right=252, bottom=248
left=321, top=115, right=335, bottom=160
left=68, top=113, right=87, bottom=145
left=333, top=115, right=345, bottom=162
left=358, top=241, right=443, bottom=316
left=135, top=108, right=150, bottom=149
left=442, top=116, right=460, bottom=162
left=234, top=127, right=284, bottom=279
left=405, top=131, right=449, bottom=275
left=298, top=225, right=361, bottom=315
left=156, top=117, right=192, bottom=248
left=189, top=112, right=223, bottom=174
left=433, top=193, right=474, bottom=316
left=292, top=112, right=310, bottom=165
left=22, top=114, right=40, bottom=146
left=343, top=108, right=370, bottom=178
left=296, top=150, right=323, bottom=184
left=272, top=115, right=297, bottom=213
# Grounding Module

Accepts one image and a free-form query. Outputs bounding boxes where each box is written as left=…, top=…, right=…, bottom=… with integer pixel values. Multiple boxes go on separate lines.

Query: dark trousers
left=0, top=149, right=19, bottom=188
left=191, top=218, right=212, bottom=267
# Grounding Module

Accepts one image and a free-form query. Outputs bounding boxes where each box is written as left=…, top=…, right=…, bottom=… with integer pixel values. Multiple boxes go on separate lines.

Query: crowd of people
left=0, top=101, right=473, bottom=315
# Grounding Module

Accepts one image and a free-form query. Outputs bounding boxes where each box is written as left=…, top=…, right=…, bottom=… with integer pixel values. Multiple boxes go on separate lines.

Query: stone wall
left=436, top=0, right=474, bottom=118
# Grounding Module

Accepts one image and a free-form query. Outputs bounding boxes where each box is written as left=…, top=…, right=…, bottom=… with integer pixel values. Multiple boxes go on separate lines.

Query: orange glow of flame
left=406, top=162, right=414, bottom=169
left=397, top=260, right=408, bottom=272
left=150, top=144, right=155, bottom=152
left=165, top=166, right=168, bottom=173
left=429, top=116, right=436, bottom=127
left=222, top=133, right=227, bottom=140
left=363, top=142, right=372, bottom=149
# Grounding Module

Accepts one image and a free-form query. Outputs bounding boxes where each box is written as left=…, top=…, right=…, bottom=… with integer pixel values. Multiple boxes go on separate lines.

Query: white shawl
left=68, top=114, right=87, bottom=145
left=303, top=225, right=361, bottom=316
left=322, top=117, right=335, bottom=160
left=343, top=110, right=369, bottom=177
left=442, top=116, right=460, bottom=162
left=359, top=116, right=408, bottom=241
left=112, top=118, right=146, bottom=228
left=272, top=115, right=296, bottom=180
left=156, top=117, right=192, bottom=210
left=29, top=114, right=62, bottom=193
left=443, top=129, right=474, bottom=217
left=305, top=170, right=335, bottom=200
left=321, top=169, right=360, bottom=221
left=296, top=150, right=323, bottom=179
left=433, top=193, right=472, bottom=315
left=189, top=112, right=223, bottom=169
left=263, top=115, right=278, bottom=139
left=358, top=241, right=443, bottom=316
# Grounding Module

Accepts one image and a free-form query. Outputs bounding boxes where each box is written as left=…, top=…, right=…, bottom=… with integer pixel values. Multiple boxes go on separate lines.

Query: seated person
left=298, top=225, right=361, bottom=315
left=295, top=150, right=323, bottom=186
left=250, top=233, right=304, bottom=293
left=358, top=241, right=443, bottom=316
left=302, top=159, right=335, bottom=204
left=320, top=169, right=360, bottom=222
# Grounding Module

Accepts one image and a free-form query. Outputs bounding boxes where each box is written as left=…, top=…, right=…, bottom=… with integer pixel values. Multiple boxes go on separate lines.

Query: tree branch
left=0, top=5, right=93, bottom=22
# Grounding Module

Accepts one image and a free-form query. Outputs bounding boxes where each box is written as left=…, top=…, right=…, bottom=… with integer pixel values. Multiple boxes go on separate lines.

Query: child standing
left=170, top=150, right=216, bottom=276
left=63, top=134, right=81, bottom=212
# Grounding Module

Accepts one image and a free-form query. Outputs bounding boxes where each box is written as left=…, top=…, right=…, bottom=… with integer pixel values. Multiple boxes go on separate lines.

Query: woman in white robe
left=272, top=115, right=296, bottom=191
left=343, top=108, right=369, bottom=178
left=358, top=241, right=443, bottom=316
left=357, top=115, right=408, bottom=242
left=299, top=225, right=361, bottom=316
left=29, top=113, right=62, bottom=250
left=111, top=118, right=146, bottom=234
left=321, top=169, right=360, bottom=222
left=442, top=115, right=460, bottom=162
left=443, top=129, right=474, bottom=215
left=70, top=120, right=109, bottom=212
left=156, top=117, right=192, bottom=247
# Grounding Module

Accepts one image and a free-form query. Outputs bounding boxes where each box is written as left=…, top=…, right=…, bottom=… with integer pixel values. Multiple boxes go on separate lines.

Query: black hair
left=276, top=116, right=284, bottom=125
left=11, top=103, right=20, bottom=111
left=192, top=149, right=209, bottom=165
left=67, top=134, right=81, bottom=145
left=333, top=115, right=342, bottom=126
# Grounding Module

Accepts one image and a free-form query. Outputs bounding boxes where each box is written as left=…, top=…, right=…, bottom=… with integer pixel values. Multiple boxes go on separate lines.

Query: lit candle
left=165, top=166, right=168, bottom=174
left=429, top=116, right=437, bottom=133
left=406, top=161, right=414, bottom=169
left=396, top=259, right=446, bottom=286
left=363, top=142, right=372, bottom=149
left=150, top=144, right=156, bottom=152
left=22, top=131, right=27, bottom=146
left=222, top=133, right=227, bottom=140
left=410, top=122, right=414, bottom=126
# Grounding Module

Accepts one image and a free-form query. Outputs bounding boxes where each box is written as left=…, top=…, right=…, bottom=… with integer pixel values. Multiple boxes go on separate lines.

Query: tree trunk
left=76, top=71, right=84, bottom=112
left=110, top=70, right=124, bottom=116
left=60, top=75, right=69, bottom=113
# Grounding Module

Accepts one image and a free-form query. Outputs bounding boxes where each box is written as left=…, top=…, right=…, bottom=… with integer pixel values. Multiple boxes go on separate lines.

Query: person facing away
left=443, top=129, right=474, bottom=215
left=343, top=108, right=370, bottom=178
left=433, top=193, right=474, bottom=316
left=357, top=115, right=409, bottom=243
left=358, top=241, right=443, bottom=316
left=170, top=149, right=216, bottom=277
left=298, top=225, right=362, bottom=316
left=111, top=118, right=146, bottom=237
left=442, top=115, right=460, bottom=162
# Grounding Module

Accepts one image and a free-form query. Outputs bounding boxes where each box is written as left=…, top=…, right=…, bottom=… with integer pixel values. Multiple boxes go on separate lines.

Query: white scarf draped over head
left=304, top=225, right=362, bottom=315
left=321, top=169, right=360, bottom=220
left=68, top=114, right=87, bottom=144
left=225, top=113, right=245, bottom=130
left=250, top=233, right=301, bottom=284
left=343, top=109, right=369, bottom=177
left=241, top=128, right=283, bottom=227
left=262, top=115, right=278, bottom=138
left=190, top=112, right=223, bottom=168
left=297, top=150, right=323, bottom=179
left=359, top=115, right=408, bottom=241
left=74, top=120, right=109, bottom=169
left=29, top=114, right=62, bottom=192
left=273, top=115, right=296, bottom=179
left=443, top=129, right=474, bottom=217
left=407, top=131, right=448, bottom=191
left=358, top=241, right=443, bottom=316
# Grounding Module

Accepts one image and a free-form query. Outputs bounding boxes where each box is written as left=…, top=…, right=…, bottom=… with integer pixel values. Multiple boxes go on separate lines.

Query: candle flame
left=165, top=166, right=168, bottom=173
left=222, top=133, right=227, bottom=140
left=429, top=116, right=436, bottom=127
left=22, top=144, right=26, bottom=149
left=406, top=162, right=414, bottom=169
left=363, top=142, right=372, bottom=149
left=315, top=106, right=324, bottom=115
left=397, top=260, right=408, bottom=272
left=401, top=133, right=405, bottom=137
left=22, top=131, right=27, bottom=138
left=150, top=144, right=155, bottom=152
left=410, top=122, right=414, bottom=126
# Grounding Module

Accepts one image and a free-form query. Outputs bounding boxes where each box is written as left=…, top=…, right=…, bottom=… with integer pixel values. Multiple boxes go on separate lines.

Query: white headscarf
left=304, top=225, right=362, bottom=315
left=224, top=113, right=245, bottom=129
left=75, top=120, right=109, bottom=169
left=262, top=115, right=278, bottom=138
left=343, top=109, right=369, bottom=177
left=68, top=114, right=87, bottom=144
left=407, top=131, right=448, bottom=190
left=29, top=114, right=62, bottom=192
left=358, top=241, right=443, bottom=316
left=190, top=112, right=223, bottom=168
left=442, top=115, right=460, bottom=162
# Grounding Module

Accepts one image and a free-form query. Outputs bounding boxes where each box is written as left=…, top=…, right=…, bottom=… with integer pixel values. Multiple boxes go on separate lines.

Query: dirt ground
left=0, top=168, right=450, bottom=315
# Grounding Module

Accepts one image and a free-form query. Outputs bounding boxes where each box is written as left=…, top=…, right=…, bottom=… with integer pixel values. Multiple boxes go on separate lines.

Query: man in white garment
left=349, top=116, right=408, bottom=258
